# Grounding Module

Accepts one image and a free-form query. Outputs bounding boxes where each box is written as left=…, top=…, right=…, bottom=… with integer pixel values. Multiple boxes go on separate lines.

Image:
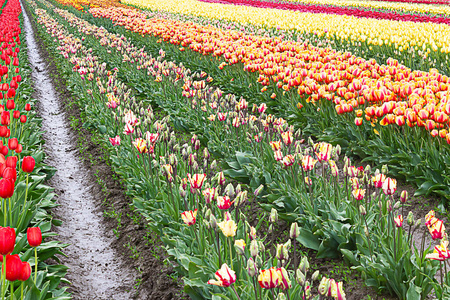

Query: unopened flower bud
left=258, top=241, right=265, bottom=253
left=403, top=212, right=413, bottom=227
left=364, top=226, right=369, bottom=237
left=394, top=201, right=401, bottom=210
left=205, top=208, right=212, bottom=220
left=276, top=293, right=287, bottom=300
left=381, top=164, right=389, bottom=175
left=247, top=258, right=257, bottom=277
left=299, top=256, right=309, bottom=274
left=415, top=219, right=422, bottom=227
left=225, top=183, right=235, bottom=198
left=250, top=240, right=259, bottom=257
left=270, top=208, right=278, bottom=223
left=400, top=190, right=408, bottom=203
left=210, top=160, right=217, bottom=170
left=359, top=205, right=366, bottom=216
left=235, top=184, right=241, bottom=195
left=296, top=269, right=305, bottom=285
left=234, top=239, right=246, bottom=256
left=203, top=148, right=210, bottom=160
left=210, top=214, right=217, bottom=229
left=255, top=255, right=263, bottom=268
left=254, top=184, right=264, bottom=196
left=268, top=224, right=273, bottom=234
left=290, top=223, right=300, bottom=239
left=311, top=270, right=320, bottom=282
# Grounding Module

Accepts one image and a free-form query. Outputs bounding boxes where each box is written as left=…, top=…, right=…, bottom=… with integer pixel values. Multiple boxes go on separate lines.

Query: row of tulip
left=121, top=0, right=450, bottom=60
left=0, top=0, right=69, bottom=299
left=198, top=0, right=450, bottom=25
left=28, top=1, right=347, bottom=299
left=32, top=0, right=450, bottom=298
left=80, top=3, right=450, bottom=202
left=283, top=0, right=450, bottom=15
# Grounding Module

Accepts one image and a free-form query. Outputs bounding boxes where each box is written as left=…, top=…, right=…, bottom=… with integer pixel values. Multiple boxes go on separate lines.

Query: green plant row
left=29, top=0, right=450, bottom=299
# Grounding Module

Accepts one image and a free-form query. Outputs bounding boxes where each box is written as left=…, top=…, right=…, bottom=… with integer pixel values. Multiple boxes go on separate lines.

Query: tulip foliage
left=27, top=0, right=450, bottom=298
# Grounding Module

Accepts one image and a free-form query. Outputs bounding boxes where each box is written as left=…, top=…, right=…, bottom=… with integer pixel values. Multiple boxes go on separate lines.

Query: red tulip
left=0, top=164, right=5, bottom=176
left=5, top=156, right=17, bottom=168
left=12, top=110, right=20, bottom=119
left=8, top=138, right=18, bottom=150
left=6, top=89, right=15, bottom=100
left=22, top=156, right=35, bottom=173
left=0, top=126, right=7, bottom=137
left=0, top=227, right=16, bottom=255
left=27, top=227, right=42, bottom=248
left=12, top=57, right=18, bottom=66
left=0, top=178, right=14, bottom=198
left=3, top=168, right=17, bottom=183
left=15, top=144, right=22, bottom=153
left=20, top=115, right=26, bottom=123
left=5, top=254, right=22, bottom=281
left=18, top=261, right=31, bottom=282
left=9, top=80, right=17, bottom=90
left=0, top=146, right=8, bottom=156
left=24, top=103, right=31, bottom=111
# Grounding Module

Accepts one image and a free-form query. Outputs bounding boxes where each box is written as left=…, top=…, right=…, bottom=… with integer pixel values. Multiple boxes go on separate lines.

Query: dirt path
left=21, top=2, right=137, bottom=298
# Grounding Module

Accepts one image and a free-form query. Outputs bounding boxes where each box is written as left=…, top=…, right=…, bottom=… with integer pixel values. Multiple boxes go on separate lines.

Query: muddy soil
left=21, top=1, right=186, bottom=299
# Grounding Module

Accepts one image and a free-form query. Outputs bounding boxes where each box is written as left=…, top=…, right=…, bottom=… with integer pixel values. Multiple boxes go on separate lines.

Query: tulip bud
left=254, top=184, right=264, bottom=196
left=210, top=160, right=217, bottom=170
left=290, top=223, right=300, bottom=239
left=225, top=183, right=235, bottom=198
left=400, top=190, right=408, bottom=203
left=268, top=224, right=273, bottom=234
left=381, top=164, right=389, bottom=175
left=296, top=269, right=305, bottom=285
left=247, top=258, right=257, bottom=277
left=258, top=241, right=265, bottom=253
left=235, top=184, right=241, bottom=195
left=210, top=214, right=217, bottom=229
left=299, top=256, right=309, bottom=274
left=364, top=226, right=370, bottom=237
left=359, top=205, right=366, bottom=216
left=250, top=240, right=259, bottom=257
left=415, top=219, right=422, bottom=227
left=269, top=208, right=278, bottom=223
left=205, top=208, right=212, bottom=221
left=335, top=144, right=341, bottom=156
left=308, top=137, right=314, bottom=147
left=255, top=255, right=263, bottom=268
left=234, top=239, right=246, bottom=256
left=387, top=200, right=392, bottom=212
left=249, top=226, right=257, bottom=240
left=276, top=293, right=286, bottom=300
left=276, top=244, right=288, bottom=262
left=393, top=201, right=401, bottom=210
left=311, top=270, right=320, bottom=282
left=407, top=211, right=414, bottom=226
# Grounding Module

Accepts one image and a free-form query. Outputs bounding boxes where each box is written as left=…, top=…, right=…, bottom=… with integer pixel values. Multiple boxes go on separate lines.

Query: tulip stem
left=231, top=285, right=241, bottom=300
left=1, top=255, right=6, bottom=300
left=10, top=283, right=13, bottom=300
left=34, top=247, right=38, bottom=283
left=8, top=198, right=12, bottom=227
left=20, top=283, right=23, bottom=300
left=22, top=174, right=29, bottom=217
left=229, top=238, right=233, bottom=269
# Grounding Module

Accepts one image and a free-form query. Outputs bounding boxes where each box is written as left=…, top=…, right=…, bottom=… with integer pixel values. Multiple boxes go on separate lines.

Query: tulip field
left=0, top=0, right=449, bottom=298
